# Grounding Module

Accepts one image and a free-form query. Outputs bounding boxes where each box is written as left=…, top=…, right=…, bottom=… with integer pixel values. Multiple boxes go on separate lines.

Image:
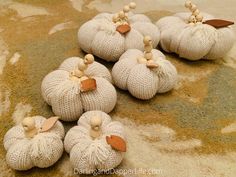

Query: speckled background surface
left=0, top=0, right=236, bottom=177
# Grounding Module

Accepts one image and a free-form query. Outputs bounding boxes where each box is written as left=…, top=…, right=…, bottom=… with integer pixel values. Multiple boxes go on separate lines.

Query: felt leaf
left=203, top=19, right=234, bottom=28
left=81, top=78, right=97, bottom=92
left=116, top=24, right=131, bottom=34
left=41, top=117, right=58, bottom=132
left=106, top=135, right=126, bottom=152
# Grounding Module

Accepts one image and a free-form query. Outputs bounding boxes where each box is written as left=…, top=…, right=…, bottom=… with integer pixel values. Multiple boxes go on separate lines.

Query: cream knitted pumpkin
left=41, top=54, right=117, bottom=121
left=156, top=1, right=235, bottom=61
left=78, top=2, right=160, bottom=62
left=112, top=36, right=177, bottom=100
left=3, top=116, right=64, bottom=170
left=64, top=111, right=126, bottom=174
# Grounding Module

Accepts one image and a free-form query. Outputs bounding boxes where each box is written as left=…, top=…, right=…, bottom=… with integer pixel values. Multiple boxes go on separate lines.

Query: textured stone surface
left=0, top=0, right=235, bottom=177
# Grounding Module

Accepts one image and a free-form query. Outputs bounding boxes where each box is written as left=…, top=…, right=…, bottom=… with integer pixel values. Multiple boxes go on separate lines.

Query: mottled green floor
left=0, top=0, right=236, bottom=177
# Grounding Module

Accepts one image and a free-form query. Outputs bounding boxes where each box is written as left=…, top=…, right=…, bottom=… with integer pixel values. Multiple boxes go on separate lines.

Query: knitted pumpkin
left=112, top=36, right=177, bottom=100
left=3, top=116, right=64, bottom=170
left=78, top=2, right=160, bottom=62
left=64, top=111, right=126, bottom=174
left=41, top=54, right=117, bottom=121
left=156, top=0, right=235, bottom=61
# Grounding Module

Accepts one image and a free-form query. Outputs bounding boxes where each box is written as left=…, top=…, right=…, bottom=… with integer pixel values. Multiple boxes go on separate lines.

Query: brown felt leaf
left=116, top=24, right=131, bottom=34
left=81, top=78, right=97, bottom=92
left=203, top=19, right=234, bottom=28
left=41, top=117, right=58, bottom=132
left=106, top=135, right=126, bottom=152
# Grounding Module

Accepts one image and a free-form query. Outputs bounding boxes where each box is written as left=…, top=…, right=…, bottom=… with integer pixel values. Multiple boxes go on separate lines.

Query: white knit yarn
left=64, top=111, right=126, bottom=174
left=156, top=12, right=235, bottom=60
left=41, top=57, right=117, bottom=121
left=3, top=116, right=64, bottom=171
left=112, top=49, right=177, bottom=100
left=78, top=13, right=160, bottom=62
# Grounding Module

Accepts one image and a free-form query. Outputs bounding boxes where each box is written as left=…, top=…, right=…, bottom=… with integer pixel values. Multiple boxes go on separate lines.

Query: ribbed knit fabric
left=64, top=111, right=125, bottom=174
left=3, top=116, right=64, bottom=171
left=112, top=49, right=177, bottom=100
left=78, top=13, right=160, bottom=62
left=156, top=12, right=235, bottom=60
left=41, top=57, right=117, bottom=121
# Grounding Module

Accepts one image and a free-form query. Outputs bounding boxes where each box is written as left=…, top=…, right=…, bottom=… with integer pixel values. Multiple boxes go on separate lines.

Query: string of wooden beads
left=70, top=54, right=94, bottom=81
left=138, top=36, right=158, bottom=68
left=112, top=2, right=136, bottom=26
left=185, top=0, right=203, bottom=24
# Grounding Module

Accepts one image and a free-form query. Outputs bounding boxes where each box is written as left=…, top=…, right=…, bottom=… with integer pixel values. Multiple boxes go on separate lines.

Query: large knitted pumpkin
left=3, top=116, right=64, bottom=170
left=41, top=54, right=117, bottom=122
left=112, top=36, right=177, bottom=100
left=156, top=0, right=235, bottom=61
left=78, top=2, right=160, bottom=62
left=64, top=111, right=126, bottom=174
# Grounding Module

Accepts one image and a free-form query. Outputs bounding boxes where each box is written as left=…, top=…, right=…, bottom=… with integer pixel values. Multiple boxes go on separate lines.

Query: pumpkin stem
left=185, top=1, right=203, bottom=24
left=90, top=116, right=102, bottom=139
left=112, top=2, right=136, bottom=26
left=22, top=117, right=38, bottom=138
left=70, top=54, right=94, bottom=80
left=137, top=36, right=158, bottom=68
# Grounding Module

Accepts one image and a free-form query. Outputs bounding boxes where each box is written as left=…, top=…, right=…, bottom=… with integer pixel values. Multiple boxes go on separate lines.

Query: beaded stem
left=90, top=116, right=102, bottom=139
left=112, top=2, right=136, bottom=26
left=70, top=54, right=94, bottom=80
left=185, top=0, right=203, bottom=24
left=22, top=117, right=38, bottom=138
left=137, top=36, right=158, bottom=68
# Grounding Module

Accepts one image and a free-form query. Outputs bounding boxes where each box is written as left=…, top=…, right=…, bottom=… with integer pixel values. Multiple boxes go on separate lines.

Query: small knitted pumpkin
left=112, top=36, right=177, bottom=100
left=156, top=0, right=235, bottom=61
left=78, top=2, right=160, bottom=62
left=3, top=116, right=64, bottom=170
left=41, top=54, right=117, bottom=121
left=64, top=111, right=126, bottom=174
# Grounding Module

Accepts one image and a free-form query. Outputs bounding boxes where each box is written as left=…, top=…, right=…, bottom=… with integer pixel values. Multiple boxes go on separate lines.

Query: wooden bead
left=193, top=9, right=200, bottom=16
left=190, top=4, right=197, bottom=11
left=90, top=117, right=102, bottom=139
left=196, top=14, right=203, bottom=22
left=22, top=117, right=38, bottom=138
left=77, top=60, right=87, bottom=71
left=84, top=54, right=94, bottom=64
left=189, top=15, right=196, bottom=23
left=143, top=36, right=152, bottom=45
left=144, top=45, right=152, bottom=53
left=112, top=14, right=119, bottom=22
left=119, top=11, right=125, bottom=18
left=138, top=57, right=147, bottom=64
left=74, top=69, right=84, bottom=78
left=129, top=2, right=136, bottom=9
left=90, top=117, right=102, bottom=129
left=22, top=117, right=35, bottom=131
left=144, top=52, right=153, bottom=60
left=123, top=5, right=130, bottom=13
left=185, top=0, right=192, bottom=8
